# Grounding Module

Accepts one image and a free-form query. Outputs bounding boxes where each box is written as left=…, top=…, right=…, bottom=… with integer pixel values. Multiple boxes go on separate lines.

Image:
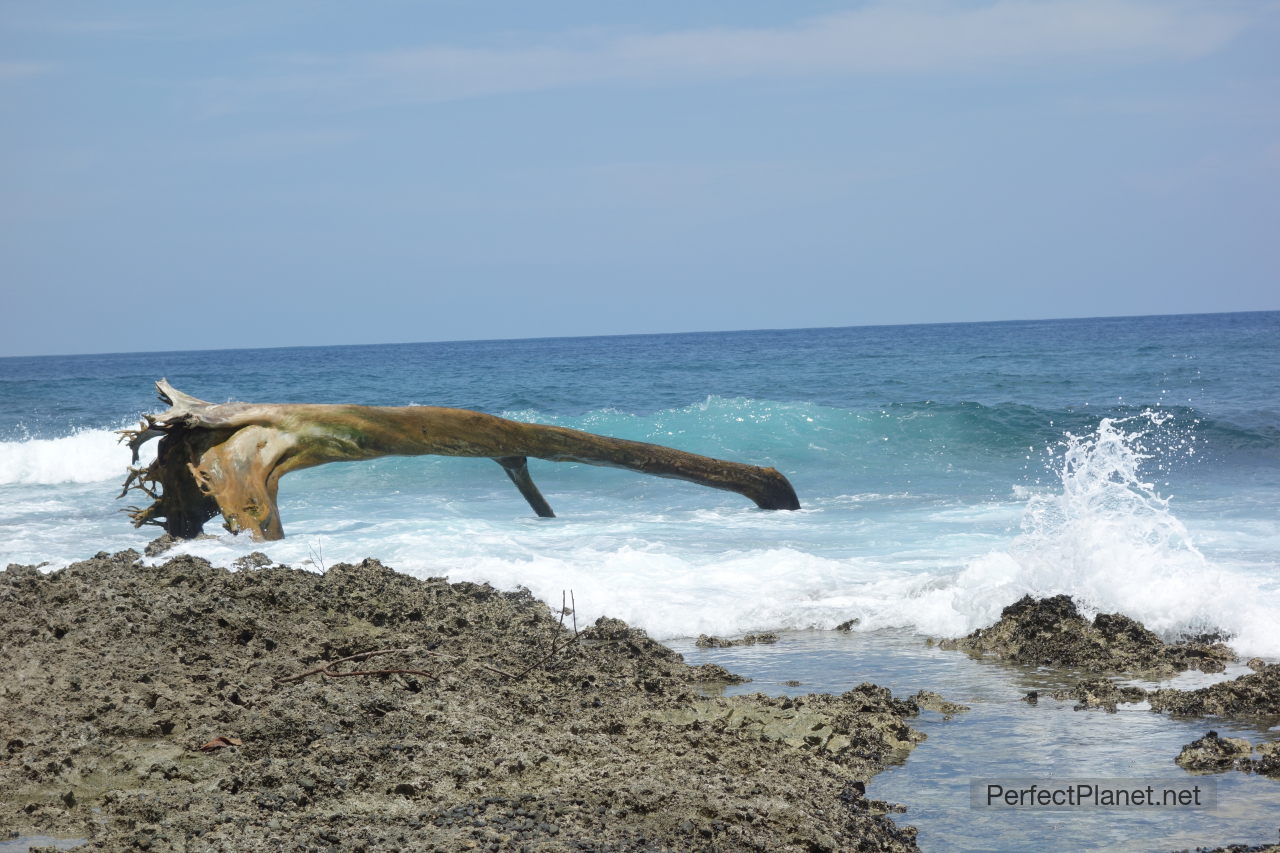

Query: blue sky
left=2, top=1, right=1277, bottom=356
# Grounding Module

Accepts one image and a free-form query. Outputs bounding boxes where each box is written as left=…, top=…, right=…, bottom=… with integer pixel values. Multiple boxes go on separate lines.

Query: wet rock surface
left=910, top=691, right=970, bottom=720
left=1177, top=732, right=1280, bottom=778
left=1048, top=678, right=1148, bottom=713
left=1149, top=664, right=1280, bottom=718
left=1176, top=731, right=1255, bottom=772
left=1168, top=843, right=1280, bottom=853
left=938, top=595, right=1235, bottom=675
left=1176, top=732, right=1280, bottom=778
left=694, top=633, right=778, bottom=648
left=0, top=551, right=932, bottom=852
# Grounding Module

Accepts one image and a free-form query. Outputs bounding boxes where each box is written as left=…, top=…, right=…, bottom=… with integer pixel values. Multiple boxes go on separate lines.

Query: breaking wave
left=0, top=427, right=147, bottom=486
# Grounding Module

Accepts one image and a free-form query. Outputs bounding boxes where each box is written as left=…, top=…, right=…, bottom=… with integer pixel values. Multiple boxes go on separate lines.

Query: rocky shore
left=4, top=554, right=1277, bottom=853
left=1, top=552, right=932, bottom=852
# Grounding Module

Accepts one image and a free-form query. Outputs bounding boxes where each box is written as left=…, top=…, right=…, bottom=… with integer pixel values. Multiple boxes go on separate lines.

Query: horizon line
left=2, top=307, right=1276, bottom=361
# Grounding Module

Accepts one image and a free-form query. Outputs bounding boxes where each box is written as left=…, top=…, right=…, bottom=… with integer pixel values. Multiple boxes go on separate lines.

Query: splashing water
left=938, top=412, right=1280, bottom=654
left=1018, top=413, right=1204, bottom=591
left=0, top=426, right=149, bottom=486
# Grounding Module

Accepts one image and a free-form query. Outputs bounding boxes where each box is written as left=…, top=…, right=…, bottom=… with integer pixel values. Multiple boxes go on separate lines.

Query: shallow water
left=670, top=630, right=1280, bottom=853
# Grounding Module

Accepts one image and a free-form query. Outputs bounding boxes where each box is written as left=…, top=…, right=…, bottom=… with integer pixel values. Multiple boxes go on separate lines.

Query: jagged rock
left=1149, top=664, right=1280, bottom=717
left=1168, top=841, right=1280, bottom=853
left=695, top=632, right=779, bottom=648
left=1176, top=731, right=1253, bottom=772
left=912, top=691, right=970, bottom=719
left=0, top=552, right=927, bottom=852
left=231, top=551, right=274, bottom=570
left=144, top=532, right=217, bottom=557
left=1049, top=678, right=1148, bottom=713
left=1249, top=741, right=1280, bottom=778
left=939, top=595, right=1234, bottom=675
left=144, top=533, right=178, bottom=556
left=1173, top=731, right=1280, bottom=779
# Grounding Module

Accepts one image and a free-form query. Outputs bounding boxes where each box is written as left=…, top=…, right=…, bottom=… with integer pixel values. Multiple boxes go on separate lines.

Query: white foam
left=0, top=428, right=152, bottom=486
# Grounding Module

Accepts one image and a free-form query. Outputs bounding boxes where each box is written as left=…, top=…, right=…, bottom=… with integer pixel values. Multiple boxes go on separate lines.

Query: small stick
left=479, top=661, right=521, bottom=680
left=276, top=648, right=421, bottom=683
left=422, top=647, right=519, bottom=680
left=510, top=592, right=571, bottom=680
left=324, top=667, right=435, bottom=680
left=276, top=646, right=516, bottom=683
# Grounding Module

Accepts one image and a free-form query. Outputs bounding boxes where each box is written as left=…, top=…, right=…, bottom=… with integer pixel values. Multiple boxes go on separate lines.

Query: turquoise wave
left=272, top=398, right=1273, bottom=500
left=3, top=397, right=1271, bottom=492
left=506, top=397, right=1277, bottom=461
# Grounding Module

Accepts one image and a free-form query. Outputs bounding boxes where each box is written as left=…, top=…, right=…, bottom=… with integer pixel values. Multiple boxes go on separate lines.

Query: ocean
left=2, top=311, right=1278, bottom=850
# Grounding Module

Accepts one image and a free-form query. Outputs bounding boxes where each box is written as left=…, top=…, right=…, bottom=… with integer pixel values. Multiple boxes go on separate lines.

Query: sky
left=2, top=0, right=1277, bottom=357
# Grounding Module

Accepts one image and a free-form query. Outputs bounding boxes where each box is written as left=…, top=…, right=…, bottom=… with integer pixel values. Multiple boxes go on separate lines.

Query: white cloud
left=215, top=0, right=1256, bottom=110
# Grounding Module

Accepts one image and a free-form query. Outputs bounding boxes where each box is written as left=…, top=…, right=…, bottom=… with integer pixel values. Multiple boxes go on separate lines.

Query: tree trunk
left=119, top=380, right=801, bottom=541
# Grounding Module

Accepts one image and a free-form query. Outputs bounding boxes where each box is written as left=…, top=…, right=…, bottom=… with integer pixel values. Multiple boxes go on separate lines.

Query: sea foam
left=0, top=428, right=148, bottom=486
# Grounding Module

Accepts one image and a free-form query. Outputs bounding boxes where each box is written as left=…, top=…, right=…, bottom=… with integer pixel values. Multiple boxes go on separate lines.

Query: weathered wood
left=119, top=380, right=800, bottom=541
left=495, top=456, right=556, bottom=518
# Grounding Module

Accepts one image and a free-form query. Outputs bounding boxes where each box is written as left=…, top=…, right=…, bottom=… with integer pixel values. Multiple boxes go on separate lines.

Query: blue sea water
left=2, top=311, right=1278, bottom=850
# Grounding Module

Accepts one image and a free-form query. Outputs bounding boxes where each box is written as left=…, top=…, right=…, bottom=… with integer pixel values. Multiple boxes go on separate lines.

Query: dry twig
left=275, top=648, right=435, bottom=684
left=509, top=591, right=573, bottom=680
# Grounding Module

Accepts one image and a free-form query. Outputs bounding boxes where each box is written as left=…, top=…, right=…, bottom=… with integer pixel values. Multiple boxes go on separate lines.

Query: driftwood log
left=119, top=380, right=800, bottom=541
